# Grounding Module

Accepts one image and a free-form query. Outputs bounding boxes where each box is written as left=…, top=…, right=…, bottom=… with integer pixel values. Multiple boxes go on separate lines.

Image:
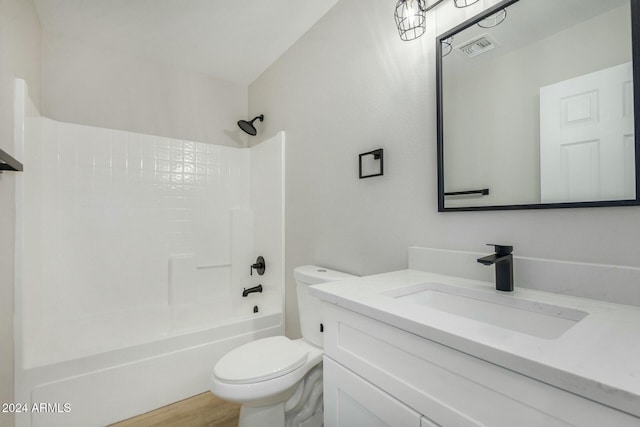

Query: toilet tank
left=294, top=265, right=356, bottom=347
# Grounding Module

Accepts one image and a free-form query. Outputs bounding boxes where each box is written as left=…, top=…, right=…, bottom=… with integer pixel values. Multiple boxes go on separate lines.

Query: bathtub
left=14, top=83, right=286, bottom=427
left=15, top=304, right=283, bottom=427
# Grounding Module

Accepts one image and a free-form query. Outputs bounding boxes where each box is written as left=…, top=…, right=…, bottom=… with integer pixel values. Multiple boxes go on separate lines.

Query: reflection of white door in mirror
left=540, top=62, right=635, bottom=203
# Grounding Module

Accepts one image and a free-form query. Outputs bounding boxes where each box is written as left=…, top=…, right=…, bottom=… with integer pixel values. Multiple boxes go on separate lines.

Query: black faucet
left=250, top=256, right=265, bottom=276
left=242, top=284, right=263, bottom=297
left=477, top=244, right=514, bottom=292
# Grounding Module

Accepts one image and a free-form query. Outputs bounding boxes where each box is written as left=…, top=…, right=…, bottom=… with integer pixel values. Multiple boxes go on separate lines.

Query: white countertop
left=309, top=269, right=640, bottom=418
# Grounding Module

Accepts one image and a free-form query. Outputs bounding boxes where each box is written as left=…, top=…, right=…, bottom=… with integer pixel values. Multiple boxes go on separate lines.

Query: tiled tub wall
left=22, top=118, right=251, bottom=367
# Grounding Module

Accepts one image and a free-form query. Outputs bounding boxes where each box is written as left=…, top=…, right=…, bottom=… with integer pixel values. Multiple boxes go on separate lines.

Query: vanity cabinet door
left=323, top=357, right=422, bottom=427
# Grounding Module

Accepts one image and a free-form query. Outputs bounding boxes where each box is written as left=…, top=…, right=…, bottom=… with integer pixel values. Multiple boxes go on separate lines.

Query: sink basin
left=383, top=282, right=588, bottom=339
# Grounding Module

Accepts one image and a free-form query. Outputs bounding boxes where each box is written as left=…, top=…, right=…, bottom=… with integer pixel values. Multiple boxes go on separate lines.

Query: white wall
left=249, top=0, right=640, bottom=337
left=42, top=33, right=248, bottom=147
left=0, top=0, right=41, bottom=425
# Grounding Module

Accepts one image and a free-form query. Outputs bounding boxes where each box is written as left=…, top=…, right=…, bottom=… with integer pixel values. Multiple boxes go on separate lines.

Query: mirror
left=437, top=0, right=640, bottom=211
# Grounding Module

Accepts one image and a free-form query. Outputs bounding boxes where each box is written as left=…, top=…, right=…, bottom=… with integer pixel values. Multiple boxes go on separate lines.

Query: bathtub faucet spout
left=242, top=284, right=263, bottom=297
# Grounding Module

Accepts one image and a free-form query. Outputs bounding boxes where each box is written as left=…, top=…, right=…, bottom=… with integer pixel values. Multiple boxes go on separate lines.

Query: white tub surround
left=14, top=81, right=286, bottom=427
left=21, top=117, right=256, bottom=367
left=311, top=270, right=640, bottom=423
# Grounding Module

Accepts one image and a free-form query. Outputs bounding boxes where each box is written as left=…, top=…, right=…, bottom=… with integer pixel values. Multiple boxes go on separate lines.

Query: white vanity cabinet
left=324, top=357, right=425, bottom=427
left=321, top=302, right=640, bottom=427
left=324, top=357, right=441, bottom=426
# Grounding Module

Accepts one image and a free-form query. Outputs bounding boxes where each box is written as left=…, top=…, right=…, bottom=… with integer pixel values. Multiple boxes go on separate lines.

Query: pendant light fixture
left=394, top=0, right=489, bottom=42
left=394, top=0, right=427, bottom=41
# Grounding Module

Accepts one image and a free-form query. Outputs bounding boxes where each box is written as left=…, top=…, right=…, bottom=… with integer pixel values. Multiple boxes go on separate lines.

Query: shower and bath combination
left=237, top=114, right=264, bottom=135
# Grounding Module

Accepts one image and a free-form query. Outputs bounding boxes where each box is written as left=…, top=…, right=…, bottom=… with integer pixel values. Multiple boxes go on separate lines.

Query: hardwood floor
left=109, top=392, right=240, bottom=427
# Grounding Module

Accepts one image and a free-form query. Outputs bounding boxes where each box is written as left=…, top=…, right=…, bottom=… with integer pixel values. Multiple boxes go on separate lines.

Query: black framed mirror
left=436, top=0, right=640, bottom=211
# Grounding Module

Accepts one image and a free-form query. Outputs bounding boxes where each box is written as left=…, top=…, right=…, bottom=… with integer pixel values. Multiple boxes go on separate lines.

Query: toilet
left=211, top=265, right=355, bottom=427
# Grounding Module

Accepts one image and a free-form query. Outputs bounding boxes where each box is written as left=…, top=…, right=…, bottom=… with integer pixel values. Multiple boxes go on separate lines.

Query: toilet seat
left=211, top=337, right=323, bottom=406
left=214, top=336, right=308, bottom=384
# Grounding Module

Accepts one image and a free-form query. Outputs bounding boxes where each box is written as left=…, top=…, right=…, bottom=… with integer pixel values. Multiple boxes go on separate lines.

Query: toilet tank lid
left=294, top=265, right=356, bottom=285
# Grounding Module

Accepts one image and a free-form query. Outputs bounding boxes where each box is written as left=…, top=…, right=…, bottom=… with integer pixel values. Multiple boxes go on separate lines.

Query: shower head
left=237, top=114, right=264, bottom=136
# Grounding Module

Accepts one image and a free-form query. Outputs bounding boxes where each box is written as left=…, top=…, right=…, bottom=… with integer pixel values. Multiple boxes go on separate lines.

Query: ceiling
left=33, top=0, right=340, bottom=85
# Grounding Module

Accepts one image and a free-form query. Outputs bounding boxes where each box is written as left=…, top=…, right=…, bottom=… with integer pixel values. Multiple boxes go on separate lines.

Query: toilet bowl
left=210, top=265, right=355, bottom=427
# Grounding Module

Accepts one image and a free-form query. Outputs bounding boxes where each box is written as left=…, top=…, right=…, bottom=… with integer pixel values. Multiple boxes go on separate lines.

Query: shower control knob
left=250, top=256, right=266, bottom=276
